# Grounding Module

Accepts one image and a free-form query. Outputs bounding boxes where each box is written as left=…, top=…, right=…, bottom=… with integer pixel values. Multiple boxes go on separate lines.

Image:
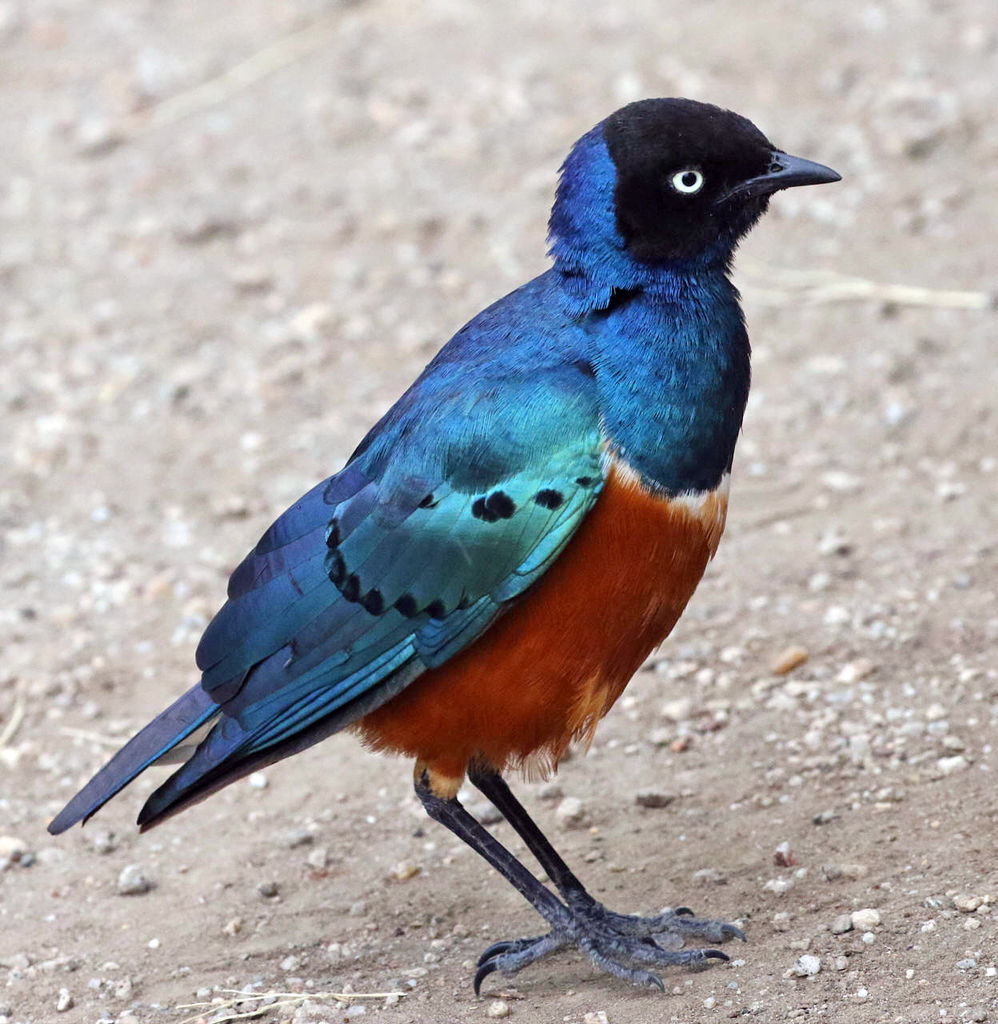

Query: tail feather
left=135, top=661, right=420, bottom=830
left=47, top=686, right=218, bottom=834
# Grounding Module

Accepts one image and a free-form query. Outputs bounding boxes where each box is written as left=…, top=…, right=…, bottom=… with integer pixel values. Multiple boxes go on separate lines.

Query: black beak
left=716, top=151, right=841, bottom=206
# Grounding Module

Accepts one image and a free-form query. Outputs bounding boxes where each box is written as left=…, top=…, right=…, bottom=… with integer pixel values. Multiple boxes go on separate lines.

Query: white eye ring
left=670, top=168, right=705, bottom=195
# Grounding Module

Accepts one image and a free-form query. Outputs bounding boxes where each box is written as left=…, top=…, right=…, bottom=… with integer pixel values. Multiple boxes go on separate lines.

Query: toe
left=476, top=936, right=543, bottom=966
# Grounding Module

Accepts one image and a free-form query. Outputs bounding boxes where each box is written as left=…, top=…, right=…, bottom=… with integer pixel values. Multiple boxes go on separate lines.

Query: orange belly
left=356, top=463, right=729, bottom=792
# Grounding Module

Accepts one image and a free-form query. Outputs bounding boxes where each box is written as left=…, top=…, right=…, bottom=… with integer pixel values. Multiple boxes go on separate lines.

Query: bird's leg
left=414, top=771, right=573, bottom=988
left=422, top=766, right=742, bottom=993
left=468, top=763, right=590, bottom=906
left=415, top=769, right=570, bottom=925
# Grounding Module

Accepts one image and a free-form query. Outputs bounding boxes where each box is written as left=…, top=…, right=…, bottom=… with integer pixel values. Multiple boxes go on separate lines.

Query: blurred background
left=1, top=2, right=995, bottom=1022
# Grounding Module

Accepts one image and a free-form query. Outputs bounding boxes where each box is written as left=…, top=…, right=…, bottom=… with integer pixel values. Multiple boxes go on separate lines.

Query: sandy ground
left=2, top=1, right=997, bottom=1022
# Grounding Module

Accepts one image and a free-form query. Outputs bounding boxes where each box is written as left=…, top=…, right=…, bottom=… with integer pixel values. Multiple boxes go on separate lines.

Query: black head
left=602, top=98, right=840, bottom=264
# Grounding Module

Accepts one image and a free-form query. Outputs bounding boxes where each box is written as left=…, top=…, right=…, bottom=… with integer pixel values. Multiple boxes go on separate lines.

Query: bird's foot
left=474, top=904, right=744, bottom=994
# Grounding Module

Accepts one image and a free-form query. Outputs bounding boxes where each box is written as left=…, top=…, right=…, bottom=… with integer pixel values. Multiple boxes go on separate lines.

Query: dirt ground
left=2, top=1, right=996, bottom=1022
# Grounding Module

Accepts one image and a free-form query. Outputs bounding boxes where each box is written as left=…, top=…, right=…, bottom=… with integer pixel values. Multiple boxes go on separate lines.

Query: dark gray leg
left=417, top=770, right=741, bottom=994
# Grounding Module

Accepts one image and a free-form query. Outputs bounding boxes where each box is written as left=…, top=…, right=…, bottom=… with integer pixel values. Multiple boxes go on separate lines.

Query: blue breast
left=589, top=277, right=750, bottom=496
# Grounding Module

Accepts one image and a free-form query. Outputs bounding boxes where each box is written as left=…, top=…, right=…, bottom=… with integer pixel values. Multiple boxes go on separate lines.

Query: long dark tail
left=47, top=686, right=218, bottom=834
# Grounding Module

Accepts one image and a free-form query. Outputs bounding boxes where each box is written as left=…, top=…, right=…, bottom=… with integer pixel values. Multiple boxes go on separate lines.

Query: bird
left=49, top=98, right=839, bottom=993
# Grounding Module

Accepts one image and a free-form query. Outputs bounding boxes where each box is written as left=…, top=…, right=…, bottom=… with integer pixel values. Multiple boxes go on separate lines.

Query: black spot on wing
left=426, top=599, right=446, bottom=620
left=417, top=493, right=436, bottom=508
left=361, top=588, right=384, bottom=615
left=394, top=593, right=419, bottom=618
left=327, top=550, right=347, bottom=586
left=575, top=475, right=599, bottom=488
left=472, top=490, right=516, bottom=523
left=325, top=518, right=341, bottom=548
left=342, top=573, right=361, bottom=603
left=534, top=488, right=564, bottom=510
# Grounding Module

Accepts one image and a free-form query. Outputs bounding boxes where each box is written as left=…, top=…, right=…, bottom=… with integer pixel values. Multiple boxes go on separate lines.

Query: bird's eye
left=670, top=169, right=705, bottom=195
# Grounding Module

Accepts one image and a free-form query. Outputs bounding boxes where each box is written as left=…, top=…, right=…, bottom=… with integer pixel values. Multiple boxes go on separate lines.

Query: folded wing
left=49, top=363, right=603, bottom=832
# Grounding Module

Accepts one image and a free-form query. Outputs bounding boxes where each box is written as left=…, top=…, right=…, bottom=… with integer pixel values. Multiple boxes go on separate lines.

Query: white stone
left=794, top=955, right=821, bottom=977
left=851, top=908, right=881, bottom=930
left=936, top=755, right=969, bottom=775
left=555, top=796, right=587, bottom=829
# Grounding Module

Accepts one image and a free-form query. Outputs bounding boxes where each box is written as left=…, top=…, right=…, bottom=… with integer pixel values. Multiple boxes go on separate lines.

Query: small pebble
left=555, top=796, right=587, bottom=829
left=75, top=116, right=122, bottom=156
left=692, top=867, right=727, bottom=886
left=822, top=863, right=868, bottom=881
left=764, top=877, right=794, bottom=895
left=954, top=894, right=983, bottom=913
left=487, top=999, right=510, bottom=1018
left=56, top=988, right=74, bottom=1012
left=794, top=954, right=821, bottom=977
left=936, top=755, right=968, bottom=776
left=0, top=836, right=27, bottom=862
left=278, top=827, right=314, bottom=849
left=392, top=860, right=420, bottom=881
left=582, top=1013, right=610, bottom=1024
left=306, top=847, right=328, bottom=869
left=850, top=908, right=881, bottom=931
left=86, top=828, right=117, bottom=855
left=280, top=954, right=302, bottom=972
left=660, top=697, right=694, bottom=721
left=257, top=880, right=280, bottom=898
left=248, top=772, right=269, bottom=789
left=222, top=917, right=243, bottom=936
left=771, top=646, right=808, bottom=675
left=116, top=864, right=154, bottom=895
left=634, top=789, right=675, bottom=809
left=773, top=841, right=795, bottom=867
left=703, top=995, right=717, bottom=1008
left=831, top=914, right=853, bottom=934
left=834, top=955, right=849, bottom=971
left=836, top=659, right=875, bottom=683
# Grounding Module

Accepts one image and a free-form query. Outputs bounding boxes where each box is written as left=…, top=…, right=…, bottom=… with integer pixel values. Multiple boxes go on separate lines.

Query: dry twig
left=0, top=695, right=26, bottom=749
left=121, top=14, right=342, bottom=139
left=175, top=987, right=405, bottom=1024
left=740, top=264, right=990, bottom=311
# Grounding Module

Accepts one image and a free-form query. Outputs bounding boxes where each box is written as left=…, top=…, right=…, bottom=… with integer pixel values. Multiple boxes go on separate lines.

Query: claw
left=674, top=906, right=695, bottom=916
left=473, top=957, right=500, bottom=996
left=704, top=949, right=729, bottom=962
